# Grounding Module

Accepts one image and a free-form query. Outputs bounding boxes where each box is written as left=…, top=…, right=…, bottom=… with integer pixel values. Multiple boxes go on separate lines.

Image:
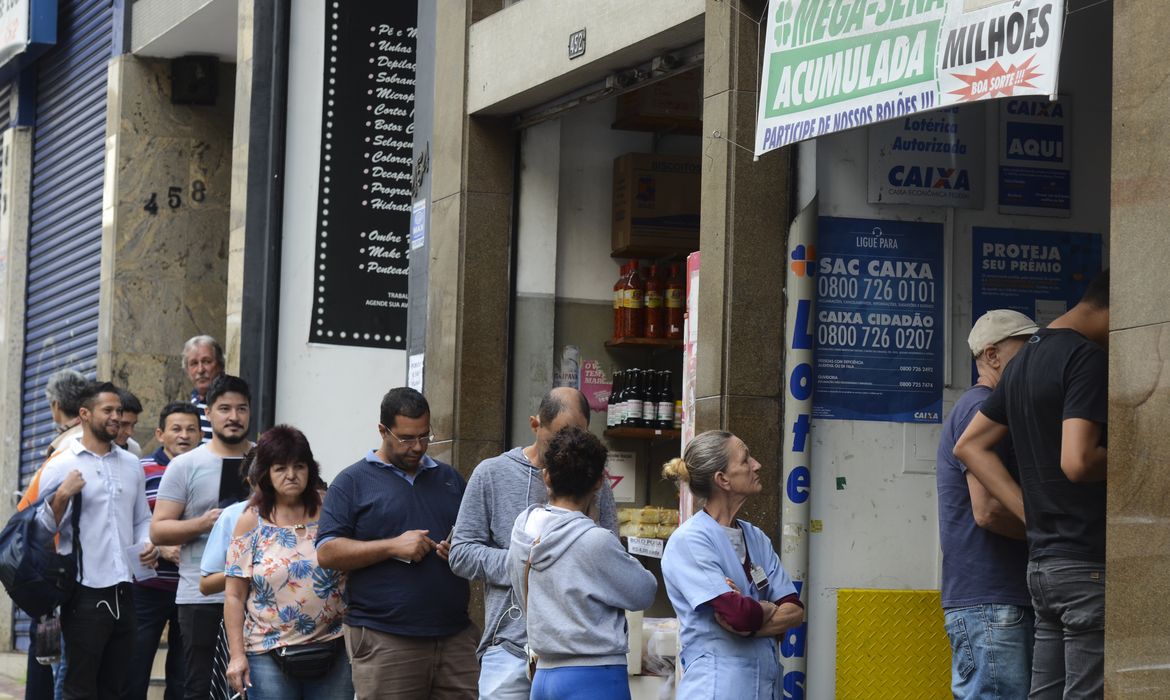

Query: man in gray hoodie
left=449, top=387, right=619, bottom=700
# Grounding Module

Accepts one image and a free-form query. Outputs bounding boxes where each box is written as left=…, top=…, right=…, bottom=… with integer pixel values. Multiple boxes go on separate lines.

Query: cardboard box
left=614, top=70, right=702, bottom=131
left=612, top=153, right=700, bottom=257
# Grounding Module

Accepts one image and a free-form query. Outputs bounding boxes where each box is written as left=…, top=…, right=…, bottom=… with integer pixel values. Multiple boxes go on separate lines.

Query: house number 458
left=143, top=180, right=207, bottom=215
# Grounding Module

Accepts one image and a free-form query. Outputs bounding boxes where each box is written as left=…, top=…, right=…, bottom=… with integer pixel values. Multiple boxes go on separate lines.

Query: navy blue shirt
left=317, top=453, right=469, bottom=637
left=937, top=384, right=1030, bottom=608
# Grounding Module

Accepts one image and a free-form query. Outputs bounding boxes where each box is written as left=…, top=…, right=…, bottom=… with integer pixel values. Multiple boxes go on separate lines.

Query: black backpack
left=0, top=488, right=83, bottom=618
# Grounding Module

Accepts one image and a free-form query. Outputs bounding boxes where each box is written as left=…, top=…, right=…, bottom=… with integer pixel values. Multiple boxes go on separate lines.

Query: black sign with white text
left=309, top=0, right=416, bottom=348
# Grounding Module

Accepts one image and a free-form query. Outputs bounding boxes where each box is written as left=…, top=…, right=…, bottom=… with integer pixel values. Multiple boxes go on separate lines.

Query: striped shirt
left=138, top=447, right=181, bottom=591
left=191, top=388, right=212, bottom=443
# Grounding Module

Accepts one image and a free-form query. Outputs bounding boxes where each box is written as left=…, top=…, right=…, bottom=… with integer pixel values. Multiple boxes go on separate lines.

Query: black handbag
left=0, top=488, right=83, bottom=619
left=34, top=613, right=63, bottom=665
left=271, top=637, right=343, bottom=680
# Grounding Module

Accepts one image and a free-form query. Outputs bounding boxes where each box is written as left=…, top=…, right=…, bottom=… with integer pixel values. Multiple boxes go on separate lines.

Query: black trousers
left=176, top=603, right=224, bottom=700
left=61, top=583, right=137, bottom=700
left=125, top=584, right=186, bottom=700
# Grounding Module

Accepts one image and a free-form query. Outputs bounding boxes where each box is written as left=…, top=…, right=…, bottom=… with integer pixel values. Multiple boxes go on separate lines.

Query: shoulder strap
left=522, top=536, right=541, bottom=615
left=69, top=492, right=83, bottom=582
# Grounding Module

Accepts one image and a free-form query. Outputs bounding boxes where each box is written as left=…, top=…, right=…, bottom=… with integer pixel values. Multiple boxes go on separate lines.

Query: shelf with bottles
left=604, top=426, right=682, bottom=441
left=612, top=258, right=687, bottom=343
left=604, top=337, right=683, bottom=349
left=604, top=367, right=680, bottom=441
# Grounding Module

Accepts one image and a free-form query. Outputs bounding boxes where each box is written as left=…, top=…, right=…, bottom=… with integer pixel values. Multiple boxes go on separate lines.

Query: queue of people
left=12, top=329, right=814, bottom=700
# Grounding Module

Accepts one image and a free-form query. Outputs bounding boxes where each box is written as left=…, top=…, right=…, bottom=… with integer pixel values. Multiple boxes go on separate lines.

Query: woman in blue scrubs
left=661, top=430, right=805, bottom=700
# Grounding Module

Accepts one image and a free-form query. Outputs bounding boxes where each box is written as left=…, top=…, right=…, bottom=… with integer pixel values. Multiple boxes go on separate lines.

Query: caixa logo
left=1006, top=99, right=1064, bottom=118
left=914, top=410, right=940, bottom=421
left=888, top=165, right=971, bottom=190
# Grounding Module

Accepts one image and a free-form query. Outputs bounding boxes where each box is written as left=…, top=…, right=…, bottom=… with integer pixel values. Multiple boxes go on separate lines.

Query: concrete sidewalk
left=0, top=649, right=170, bottom=699
left=0, top=652, right=26, bottom=699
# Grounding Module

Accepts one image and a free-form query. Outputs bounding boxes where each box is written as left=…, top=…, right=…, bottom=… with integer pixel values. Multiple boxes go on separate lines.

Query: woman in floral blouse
left=223, top=425, right=350, bottom=699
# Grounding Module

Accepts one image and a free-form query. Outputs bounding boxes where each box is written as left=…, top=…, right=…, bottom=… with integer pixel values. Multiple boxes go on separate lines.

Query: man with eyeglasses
left=317, top=387, right=477, bottom=699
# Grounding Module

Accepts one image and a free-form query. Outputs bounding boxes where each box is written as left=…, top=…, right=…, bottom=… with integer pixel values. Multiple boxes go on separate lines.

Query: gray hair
left=45, top=369, right=88, bottom=418
left=661, top=430, right=734, bottom=501
left=182, top=335, right=225, bottom=367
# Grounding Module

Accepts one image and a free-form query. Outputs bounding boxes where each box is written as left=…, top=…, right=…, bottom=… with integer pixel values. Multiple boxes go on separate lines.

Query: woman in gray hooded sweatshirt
left=508, top=426, right=657, bottom=700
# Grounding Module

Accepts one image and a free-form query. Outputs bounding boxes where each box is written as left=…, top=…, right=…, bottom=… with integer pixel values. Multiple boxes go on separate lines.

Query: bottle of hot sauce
left=612, top=262, right=629, bottom=339
left=644, top=264, right=663, bottom=339
left=620, top=262, right=644, bottom=338
left=665, top=263, right=684, bottom=340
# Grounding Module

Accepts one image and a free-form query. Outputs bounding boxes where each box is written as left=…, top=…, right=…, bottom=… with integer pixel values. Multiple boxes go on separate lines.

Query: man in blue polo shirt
left=937, top=309, right=1037, bottom=699
left=317, top=387, right=476, bottom=699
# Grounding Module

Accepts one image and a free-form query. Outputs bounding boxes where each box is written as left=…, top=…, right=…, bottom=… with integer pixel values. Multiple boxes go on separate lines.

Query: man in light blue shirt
left=36, top=381, right=158, bottom=698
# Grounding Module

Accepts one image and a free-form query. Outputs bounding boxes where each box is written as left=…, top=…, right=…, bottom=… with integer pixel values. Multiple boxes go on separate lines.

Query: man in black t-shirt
left=955, top=270, right=1109, bottom=699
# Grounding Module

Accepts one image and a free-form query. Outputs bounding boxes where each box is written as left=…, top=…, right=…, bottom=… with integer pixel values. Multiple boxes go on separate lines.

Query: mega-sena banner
left=755, top=0, right=1065, bottom=155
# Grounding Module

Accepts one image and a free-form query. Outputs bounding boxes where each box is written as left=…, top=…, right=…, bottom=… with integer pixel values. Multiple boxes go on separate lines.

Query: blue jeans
left=246, top=646, right=353, bottom=700
left=532, top=665, right=630, bottom=700
left=944, top=604, right=1034, bottom=699
left=124, top=585, right=185, bottom=700
left=478, top=645, right=530, bottom=700
left=1026, top=558, right=1105, bottom=699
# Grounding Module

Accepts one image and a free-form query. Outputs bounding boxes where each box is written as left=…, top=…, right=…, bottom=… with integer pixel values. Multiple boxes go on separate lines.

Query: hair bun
left=662, top=457, right=690, bottom=483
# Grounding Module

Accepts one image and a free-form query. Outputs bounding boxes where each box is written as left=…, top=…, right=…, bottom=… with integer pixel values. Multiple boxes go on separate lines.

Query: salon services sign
left=755, top=0, right=1066, bottom=156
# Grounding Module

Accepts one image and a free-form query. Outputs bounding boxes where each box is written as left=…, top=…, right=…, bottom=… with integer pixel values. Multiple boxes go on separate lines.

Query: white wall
left=275, top=0, right=406, bottom=480
left=804, top=10, right=1111, bottom=697
left=555, top=100, right=652, bottom=301
left=555, top=99, right=698, bottom=301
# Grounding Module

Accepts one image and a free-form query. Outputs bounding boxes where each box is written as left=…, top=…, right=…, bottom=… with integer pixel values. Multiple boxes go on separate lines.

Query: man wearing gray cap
left=936, top=309, right=1037, bottom=699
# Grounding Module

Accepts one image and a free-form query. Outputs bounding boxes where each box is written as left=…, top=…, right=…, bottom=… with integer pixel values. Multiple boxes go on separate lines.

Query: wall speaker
left=171, top=56, right=219, bottom=106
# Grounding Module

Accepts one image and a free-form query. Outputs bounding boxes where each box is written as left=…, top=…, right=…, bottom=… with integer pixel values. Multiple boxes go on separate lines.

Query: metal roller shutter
left=14, top=0, right=114, bottom=652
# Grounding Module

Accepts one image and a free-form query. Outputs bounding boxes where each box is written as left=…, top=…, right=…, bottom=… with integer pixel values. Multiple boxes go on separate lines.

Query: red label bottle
left=644, top=264, right=663, bottom=339
left=665, top=263, right=684, bottom=340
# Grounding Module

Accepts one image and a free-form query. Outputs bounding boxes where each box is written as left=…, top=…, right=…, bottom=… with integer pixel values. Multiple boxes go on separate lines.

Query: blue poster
left=814, top=217, right=945, bottom=424
left=998, top=97, right=1071, bottom=217
left=972, top=227, right=1102, bottom=327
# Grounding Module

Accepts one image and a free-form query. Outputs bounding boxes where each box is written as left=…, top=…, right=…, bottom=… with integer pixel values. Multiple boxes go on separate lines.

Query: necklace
left=273, top=506, right=309, bottom=531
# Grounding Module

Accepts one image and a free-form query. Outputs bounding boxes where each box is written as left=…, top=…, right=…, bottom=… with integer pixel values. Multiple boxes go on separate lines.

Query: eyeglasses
left=385, top=428, right=435, bottom=447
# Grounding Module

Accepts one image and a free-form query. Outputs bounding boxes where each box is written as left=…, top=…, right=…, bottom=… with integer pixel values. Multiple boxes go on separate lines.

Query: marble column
left=694, top=0, right=792, bottom=538
left=427, top=0, right=513, bottom=628
left=426, top=0, right=513, bottom=476
left=1106, top=2, right=1170, bottom=696
left=98, top=55, right=235, bottom=450
left=225, top=0, right=255, bottom=375
left=0, top=121, right=32, bottom=643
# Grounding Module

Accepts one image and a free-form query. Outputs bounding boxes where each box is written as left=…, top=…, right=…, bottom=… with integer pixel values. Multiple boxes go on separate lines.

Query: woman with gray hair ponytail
left=660, top=430, right=805, bottom=699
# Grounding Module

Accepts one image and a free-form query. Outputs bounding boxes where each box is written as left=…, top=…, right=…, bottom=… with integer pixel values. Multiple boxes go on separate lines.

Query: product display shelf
left=605, top=337, right=684, bottom=349
left=604, top=426, right=682, bottom=441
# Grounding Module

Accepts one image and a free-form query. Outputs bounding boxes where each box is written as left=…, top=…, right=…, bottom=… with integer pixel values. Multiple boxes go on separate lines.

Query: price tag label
left=627, top=536, right=664, bottom=559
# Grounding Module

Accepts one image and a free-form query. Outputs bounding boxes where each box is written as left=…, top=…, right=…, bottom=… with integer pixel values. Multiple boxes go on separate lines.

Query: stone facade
left=1106, top=2, right=1170, bottom=696
left=693, top=0, right=791, bottom=536
left=98, top=55, right=235, bottom=449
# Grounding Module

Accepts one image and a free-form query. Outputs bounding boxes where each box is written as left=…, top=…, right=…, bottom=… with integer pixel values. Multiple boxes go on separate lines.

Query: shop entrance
left=800, top=3, right=1111, bottom=696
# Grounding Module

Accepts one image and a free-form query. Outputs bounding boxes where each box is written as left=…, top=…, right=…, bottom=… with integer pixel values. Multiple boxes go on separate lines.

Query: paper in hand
left=126, top=542, right=158, bottom=582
